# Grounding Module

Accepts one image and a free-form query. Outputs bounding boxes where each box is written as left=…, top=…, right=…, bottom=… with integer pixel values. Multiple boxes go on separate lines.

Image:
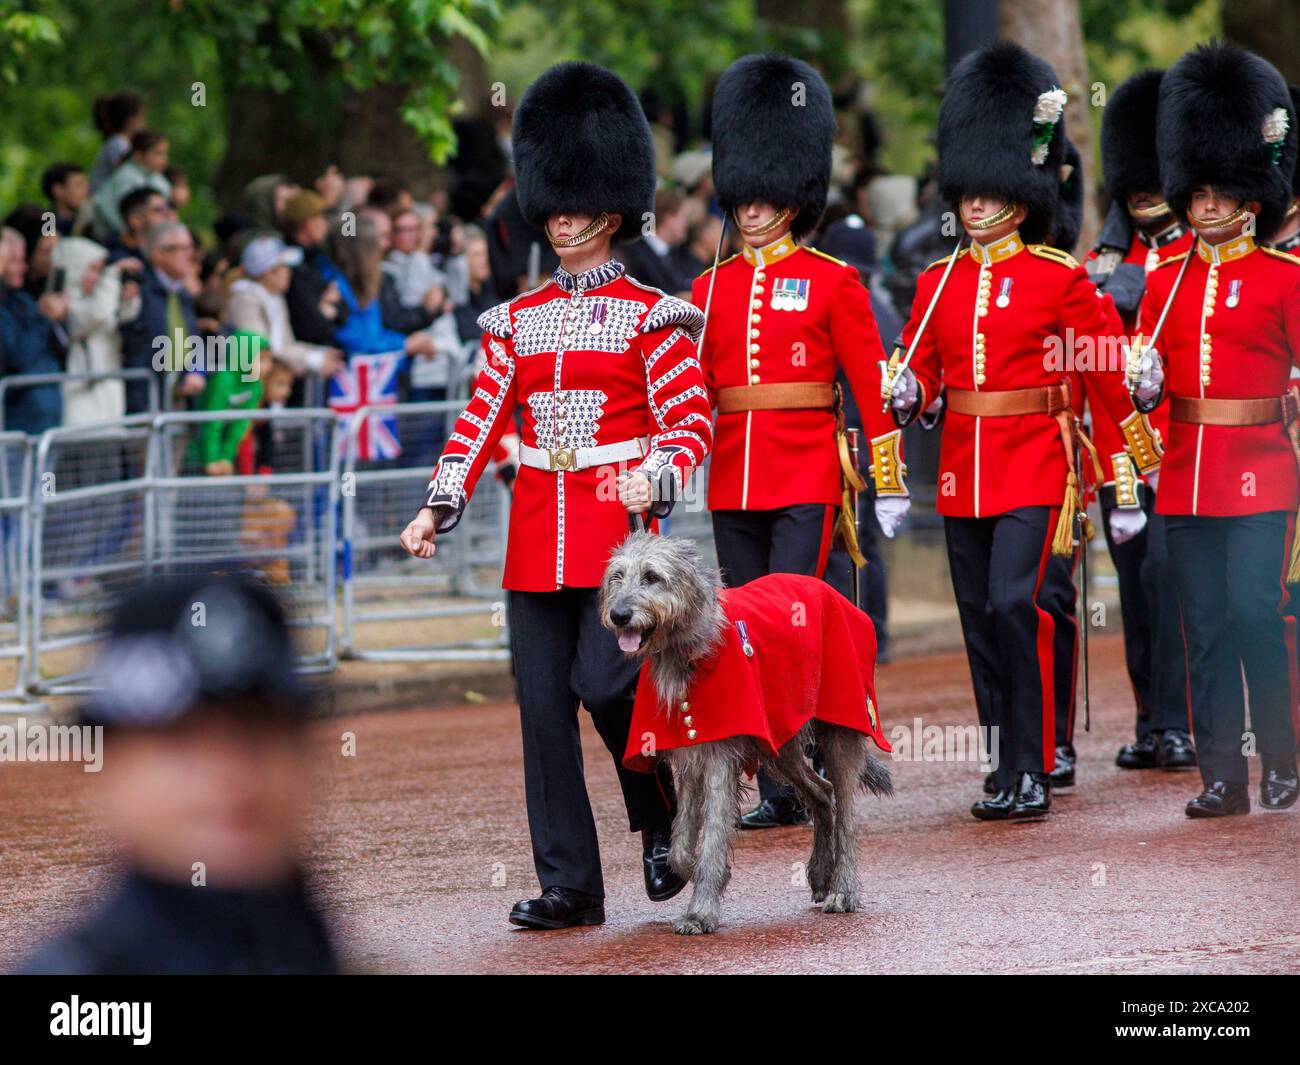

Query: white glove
left=879, top=361, right=919, bottom=412
left=1128, top=346, right=1164, bottom=405
left=1108, top=505, right=1148, bottom=545
left=874, top=496, right=910, bottom=538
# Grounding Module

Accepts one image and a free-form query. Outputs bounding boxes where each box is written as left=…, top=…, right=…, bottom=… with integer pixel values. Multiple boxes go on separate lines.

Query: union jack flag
left=329, top=352, right=403, bottom=460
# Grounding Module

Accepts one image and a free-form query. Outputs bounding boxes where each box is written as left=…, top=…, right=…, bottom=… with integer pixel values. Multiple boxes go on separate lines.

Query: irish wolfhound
left=600, top=531, right=892, bottom=934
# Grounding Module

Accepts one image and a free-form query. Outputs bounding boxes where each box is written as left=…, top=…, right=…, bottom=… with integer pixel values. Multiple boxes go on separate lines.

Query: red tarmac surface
left=2, top=635, right=1297, bottom=974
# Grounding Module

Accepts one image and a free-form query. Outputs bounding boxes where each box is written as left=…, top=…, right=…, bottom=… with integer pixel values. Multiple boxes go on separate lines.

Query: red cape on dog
left=623, top=573, right=892, bottom=772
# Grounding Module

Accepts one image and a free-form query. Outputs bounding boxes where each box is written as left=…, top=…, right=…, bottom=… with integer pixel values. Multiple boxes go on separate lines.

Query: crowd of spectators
left=0, top=85, right=928, bottom=471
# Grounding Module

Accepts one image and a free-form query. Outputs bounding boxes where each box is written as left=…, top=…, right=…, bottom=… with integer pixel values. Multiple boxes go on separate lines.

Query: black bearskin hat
left=938, top=41, right=1069, bottom=244
left=1051, top=138, right=1085, bottom=254
left=711, top=54, right=836, bottom=241
left=1101, top=70, right=1166, bottom=210
left=512, top=62, right=655, bottom=241
left=1158, top=43, right=1297, bottom=241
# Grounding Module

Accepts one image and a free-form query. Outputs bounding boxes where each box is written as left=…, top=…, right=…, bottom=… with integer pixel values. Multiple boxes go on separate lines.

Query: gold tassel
left=1052, top=473, right=1079, bottom=557
left=1288, top=507, right=1300, bottom=584
left=836, top=488, right=867, bottom=567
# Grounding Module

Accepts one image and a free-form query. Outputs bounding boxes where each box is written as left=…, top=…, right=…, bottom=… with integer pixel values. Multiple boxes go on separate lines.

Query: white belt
left=518, top=437, right=648, bottom=472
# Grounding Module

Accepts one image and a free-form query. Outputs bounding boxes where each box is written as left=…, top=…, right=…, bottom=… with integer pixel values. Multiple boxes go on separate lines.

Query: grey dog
left=600, top=531, right=892, bottom=934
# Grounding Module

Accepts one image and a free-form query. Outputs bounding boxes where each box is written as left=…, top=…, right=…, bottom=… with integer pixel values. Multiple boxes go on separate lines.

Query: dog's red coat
left=623, top=573, right=891, bottom=772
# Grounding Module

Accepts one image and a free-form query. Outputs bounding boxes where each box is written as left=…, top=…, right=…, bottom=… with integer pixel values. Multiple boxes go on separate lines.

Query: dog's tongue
left=617, top=630, right=643, bottom=653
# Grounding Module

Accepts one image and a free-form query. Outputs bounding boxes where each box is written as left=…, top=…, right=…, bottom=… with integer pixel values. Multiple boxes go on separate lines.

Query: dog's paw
left=673, top=912, right=718, bottom=935
left=820, top=891, right=860, bottom=914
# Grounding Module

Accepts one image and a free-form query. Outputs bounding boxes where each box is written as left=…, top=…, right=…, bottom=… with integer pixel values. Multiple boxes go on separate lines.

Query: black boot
left=971, top=785, right=1017, bottom=821
left=1185, top=781, right=1250, bottom=819
left=1049, top=744, right=1075, bottom=787
left=738, top=796, right=810, bottom=830
left=509, top=886, right=605, bottom=929
left=1156, top=729, right=1197, bottom=769
left=642, top=828, right=687, bottom=901
left=1010, top=771, right=1051, bottom=819
left=1116, top=734, right=1159, bottom=769
left=982, top=772, right=997, bottom=795
left=1259, top=760, right=1299, bottom=810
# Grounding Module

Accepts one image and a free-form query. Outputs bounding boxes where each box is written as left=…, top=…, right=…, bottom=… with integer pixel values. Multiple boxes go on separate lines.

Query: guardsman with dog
left=690, top=54, right=907, bottom=829
left=1127, top=43, right=1300, bottom=817
left=1082, top=70, right=1197, bottom=775
left=884, top=42, right=1148, bottom=821
left=400, top=63, right=714, bottom=927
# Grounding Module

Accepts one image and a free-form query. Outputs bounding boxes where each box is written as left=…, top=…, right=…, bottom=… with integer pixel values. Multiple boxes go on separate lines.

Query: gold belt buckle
left=548, top=447, right=578, bottom=471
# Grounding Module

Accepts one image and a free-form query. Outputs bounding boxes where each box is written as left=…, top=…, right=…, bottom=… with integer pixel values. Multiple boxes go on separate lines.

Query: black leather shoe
left=971, top=786, right=1017, bottom=821
left=1049, top=744, right=1076, bottom=787
left=1156, top=729, right=1197, bottom=769
left=738, top=796, right=810, bottom=830
left=1185, top=781, right=1250, bottom=819
left=1010, top=771, right=1051, bottom=819
left=642, top=829, right=687, bottom=901
left=508, top=886, right=605, bottom=929
left=1259, top=762, right=1299, bottom=810
left=982, top=772, right=997, bottom=795
left=1116, top=734, right=1159, bottom=769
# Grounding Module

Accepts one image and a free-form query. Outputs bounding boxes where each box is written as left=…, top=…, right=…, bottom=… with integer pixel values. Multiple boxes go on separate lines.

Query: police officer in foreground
left=21, top=574, right=338, bottom=974
left=1084, top=70, right=1196, bottom=773
left=1128, top=43, right=1300, bottom=817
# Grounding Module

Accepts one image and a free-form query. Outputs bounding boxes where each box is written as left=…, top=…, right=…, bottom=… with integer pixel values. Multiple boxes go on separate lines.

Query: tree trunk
left=1000, top=0, right=1098, bottom=252
left=1223, top=0, right=1300, bottom=82
left=212, top=37, right=490, bottom=210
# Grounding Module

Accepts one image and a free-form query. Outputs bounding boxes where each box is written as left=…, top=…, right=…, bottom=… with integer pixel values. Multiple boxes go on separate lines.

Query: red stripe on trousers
left=814, top=504, right=836, bottom=579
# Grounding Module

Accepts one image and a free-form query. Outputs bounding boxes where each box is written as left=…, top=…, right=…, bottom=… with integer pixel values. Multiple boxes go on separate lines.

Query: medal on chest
left=586, top=299, right=608, bottom=335
left=769, top=277, right=809, bottom=312
left=1225, top=279, right=1242, bottom=309
left=1145, top=248, right=1162, bottom=273
left=995, top=277, right=1013, bottom=309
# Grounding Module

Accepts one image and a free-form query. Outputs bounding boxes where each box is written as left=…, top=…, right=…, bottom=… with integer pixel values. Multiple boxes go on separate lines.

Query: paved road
left=2, top=635, right=1297, bottom=974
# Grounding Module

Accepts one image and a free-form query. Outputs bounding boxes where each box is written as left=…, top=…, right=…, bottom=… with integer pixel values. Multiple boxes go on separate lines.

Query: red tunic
left=903, top=233, right=1136, bottom=518
left=623, top=574, right=891, bottom=772
left=1141, top=237, right=1300, bottom=517
left=425, top=261, right=714, bottom=590
left=689, top=240, right=896, bottom=510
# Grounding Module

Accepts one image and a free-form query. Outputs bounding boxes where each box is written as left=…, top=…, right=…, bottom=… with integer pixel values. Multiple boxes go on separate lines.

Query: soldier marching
left=402, top=40, right=1300, bottom=929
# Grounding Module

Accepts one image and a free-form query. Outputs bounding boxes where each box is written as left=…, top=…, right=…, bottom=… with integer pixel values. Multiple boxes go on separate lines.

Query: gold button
left=755, top=271, right=766, bottom=282
left=750, top=358, right=760, bottom=369
left=752, top=313, right=762, bottom=324
left=751, top=299, right=762, bottom=309
left=683, top=715, right=693, bottom=727
left=750, top=328, right=760, bottom=339
left=751, top=374, right=762, bottom=383
left=686, top=729, right=697, bottom=740
left=975, top=374, right=986, bottom=385
left=749, top=343, right=760, bottom=354
left=681, top=701, right=689, bottom=711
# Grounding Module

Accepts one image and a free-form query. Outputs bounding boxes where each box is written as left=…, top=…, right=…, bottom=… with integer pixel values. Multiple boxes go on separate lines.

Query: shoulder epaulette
left=1028, top=244, right=1080, bottom=269
left=805, top=247, right=847, bottom=267
left=922, top=252, right=959, bottom=274
left=697, top=253, right=739, bottom=279
left=1150, top=251, right=1189, bottom=271
left=1262, top=246, right=1300, bottom=266
left=476, top=299, right=515, bottom=339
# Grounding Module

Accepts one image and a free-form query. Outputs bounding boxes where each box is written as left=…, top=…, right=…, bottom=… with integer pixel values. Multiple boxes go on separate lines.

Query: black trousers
left=824, top=489, right=890, bottom=659
left=1097, top=488, right=1189, bottom=738
left=945, top=507, right=1066, bottom=789
left=508, top=587, right=675, bottom=898
left=1165, top=512, right=1299, bottom=785
left=712, top=503, right=836, bottom=800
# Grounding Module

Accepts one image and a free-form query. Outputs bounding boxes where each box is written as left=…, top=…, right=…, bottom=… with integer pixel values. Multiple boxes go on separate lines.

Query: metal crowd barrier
left=0, top=433, right=34, bottom=701
left=339, top=400, right=510, bottom=662
left=0, top=369, right=161, bottom=432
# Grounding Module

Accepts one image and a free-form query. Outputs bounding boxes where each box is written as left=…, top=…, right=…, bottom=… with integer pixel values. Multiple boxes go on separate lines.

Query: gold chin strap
left=1286, top=200, right=1300, bottom=221
left=1190, top=203, right=1250, bottom=232
left=966, top=202, right=1020, bottom=231
left=736, top=206, right=793, bottom=237
left=1128, top=200, right=1172, bottom=222
left=546, top=212, right=612, bottom=248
